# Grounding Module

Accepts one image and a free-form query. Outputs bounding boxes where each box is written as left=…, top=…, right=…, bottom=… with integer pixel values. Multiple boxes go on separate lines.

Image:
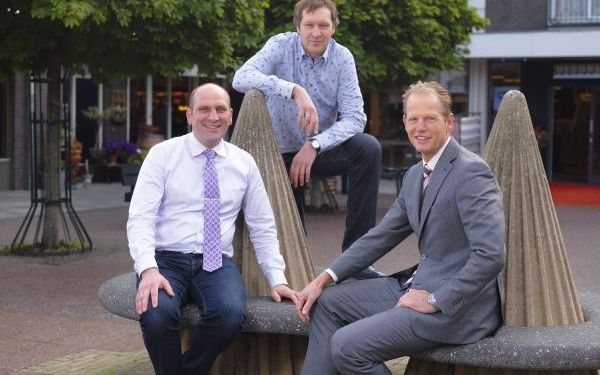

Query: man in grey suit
left=295, top=81, right=506, bottom=374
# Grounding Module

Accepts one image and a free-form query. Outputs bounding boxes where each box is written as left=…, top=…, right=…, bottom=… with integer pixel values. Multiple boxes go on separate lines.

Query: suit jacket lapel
left=407, top=166, right=422, bottom=232
left=419, top=138, right=459, bottom=232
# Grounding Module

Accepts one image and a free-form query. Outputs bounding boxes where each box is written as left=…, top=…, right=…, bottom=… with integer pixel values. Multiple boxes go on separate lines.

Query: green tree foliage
left=265, top=0, right=487, bottom=87
left=0, top=0, right=268, bottom=249
left=0, top=0, right=269, bottom=79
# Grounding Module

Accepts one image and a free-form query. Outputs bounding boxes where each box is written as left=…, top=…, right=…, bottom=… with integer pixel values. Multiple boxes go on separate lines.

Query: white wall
left=469, top=0, right=486, bottom=19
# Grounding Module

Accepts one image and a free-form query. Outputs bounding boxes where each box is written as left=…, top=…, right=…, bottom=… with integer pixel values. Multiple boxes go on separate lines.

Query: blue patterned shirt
left=233, top=32, right=366, bottom=153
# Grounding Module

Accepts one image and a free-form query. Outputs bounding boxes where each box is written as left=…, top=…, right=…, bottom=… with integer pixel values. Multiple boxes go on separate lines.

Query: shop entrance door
left=551, top=86, right=600, bottom=183
left=590, top=90, right=600, bottom=183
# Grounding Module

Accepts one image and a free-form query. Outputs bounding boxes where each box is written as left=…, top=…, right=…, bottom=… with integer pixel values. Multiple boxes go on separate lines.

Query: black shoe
left=353, top=266, right=386, bottom=280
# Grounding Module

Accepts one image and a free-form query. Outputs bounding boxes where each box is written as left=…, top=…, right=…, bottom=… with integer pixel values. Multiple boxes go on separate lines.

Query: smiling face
left=297, top=7, right=335, bottom=58
left=186, top=84, right=233, bottom=149
left=403, top=92, right=454, bottom=162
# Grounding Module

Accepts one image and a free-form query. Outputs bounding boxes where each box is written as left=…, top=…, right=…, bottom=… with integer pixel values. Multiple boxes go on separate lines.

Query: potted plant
left=107, top=104, right=126, bottom=125
left=102, top=139, right=138, bottom=165
left=82, top=106, right=106, bottom=122
left=83, top=105, right=128, bottom=150
left=83, top=106, right=108, bottom=150
left=60, top=138, right=84, bottom=183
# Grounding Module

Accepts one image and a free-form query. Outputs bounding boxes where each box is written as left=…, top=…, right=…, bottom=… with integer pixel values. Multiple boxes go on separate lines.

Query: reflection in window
left=550, top=0, right=600, bottom=24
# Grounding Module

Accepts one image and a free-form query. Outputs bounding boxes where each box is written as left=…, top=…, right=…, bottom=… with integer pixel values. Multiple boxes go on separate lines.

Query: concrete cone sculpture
left=404, top=90, right=591, bottom=375
left=210, top=89, right=315, bottom=374
left=484, top=90, right=584, bottom=327
left=229, top=89, right=315, bottom=293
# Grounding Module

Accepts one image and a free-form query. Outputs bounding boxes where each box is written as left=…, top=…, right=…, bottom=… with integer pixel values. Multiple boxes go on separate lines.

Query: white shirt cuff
left=325, top=268, right=338, bottom=283
left=283, top=81, right=298, bottom=99
left=134, top=255, right=158, bottom=276
left=266, top=270, right=288, bottom=289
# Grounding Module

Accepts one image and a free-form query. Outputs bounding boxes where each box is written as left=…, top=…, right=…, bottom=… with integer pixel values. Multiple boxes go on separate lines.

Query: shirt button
left=421, top=255, right=427, bottom=260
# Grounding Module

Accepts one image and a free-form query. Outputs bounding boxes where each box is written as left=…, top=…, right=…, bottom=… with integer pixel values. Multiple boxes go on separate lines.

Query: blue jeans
left=138, top=251, right=246, bottom=375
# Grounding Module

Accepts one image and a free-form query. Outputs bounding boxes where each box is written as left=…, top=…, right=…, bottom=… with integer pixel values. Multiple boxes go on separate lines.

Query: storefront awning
left=468, top=29, right=600, bottom=59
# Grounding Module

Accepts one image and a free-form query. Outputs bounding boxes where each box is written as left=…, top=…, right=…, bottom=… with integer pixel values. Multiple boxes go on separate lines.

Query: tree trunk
left=41, top=57, right=62, bottom=249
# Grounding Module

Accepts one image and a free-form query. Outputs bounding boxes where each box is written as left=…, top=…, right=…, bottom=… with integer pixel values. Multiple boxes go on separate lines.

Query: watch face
left=311, top=139, right=320, bottom=149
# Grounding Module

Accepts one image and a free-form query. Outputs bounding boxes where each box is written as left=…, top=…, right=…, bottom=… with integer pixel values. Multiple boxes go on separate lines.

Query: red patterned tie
left=202, top=149, right=222, bottom=272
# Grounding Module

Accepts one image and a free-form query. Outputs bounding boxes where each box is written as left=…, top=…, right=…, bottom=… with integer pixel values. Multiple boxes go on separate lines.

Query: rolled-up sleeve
left=315, top=49, right=366, bottom=151
left=233, top=35, right=297, bottom=100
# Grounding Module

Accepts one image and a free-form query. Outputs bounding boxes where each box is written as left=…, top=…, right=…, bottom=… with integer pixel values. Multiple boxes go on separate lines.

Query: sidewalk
left=0, top=182, right=598, bottom=374
left=0, top=183, right=131, bottom=220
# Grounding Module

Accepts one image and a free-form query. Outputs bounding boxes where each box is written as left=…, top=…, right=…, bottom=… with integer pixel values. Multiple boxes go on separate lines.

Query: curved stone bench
left=98, top=272, right=307, bottom=336
left=412, top=292, right=600, bottom=371
left=99, top=273, right=600, bottom=370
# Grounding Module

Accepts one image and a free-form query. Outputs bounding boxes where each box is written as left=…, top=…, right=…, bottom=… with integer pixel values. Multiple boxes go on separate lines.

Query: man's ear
left=446, top=113, right=455, bottom=134
left=186, top=108, right=192, bottom=125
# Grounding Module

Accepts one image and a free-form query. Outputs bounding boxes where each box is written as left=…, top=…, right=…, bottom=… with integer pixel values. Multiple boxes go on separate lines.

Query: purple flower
left=103, top=139, right=138, bottom=155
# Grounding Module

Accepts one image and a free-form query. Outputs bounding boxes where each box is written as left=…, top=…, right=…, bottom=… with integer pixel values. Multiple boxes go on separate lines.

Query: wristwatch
left=427, top=293, right=440, bottom=311
left=309, top=138, right=321, bottom=153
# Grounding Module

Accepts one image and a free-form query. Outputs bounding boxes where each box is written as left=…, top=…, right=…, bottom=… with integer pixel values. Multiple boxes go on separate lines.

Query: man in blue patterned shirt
left=233, top=0, right=383, bottom=279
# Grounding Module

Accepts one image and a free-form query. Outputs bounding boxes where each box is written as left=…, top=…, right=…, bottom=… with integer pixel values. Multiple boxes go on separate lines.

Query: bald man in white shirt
left=128, top=83, right=297, bottom=375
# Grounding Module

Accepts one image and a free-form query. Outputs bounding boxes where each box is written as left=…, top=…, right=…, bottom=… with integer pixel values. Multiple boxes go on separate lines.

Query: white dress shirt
left=127, top=133, right=287, bottom=288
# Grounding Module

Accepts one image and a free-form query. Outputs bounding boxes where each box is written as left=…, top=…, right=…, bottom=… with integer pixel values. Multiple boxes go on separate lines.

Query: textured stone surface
left=98, top=272, right=137, bottom=320
left=411, top=292, right=600, bottom=370
left=483, top=90, right=584, bottom=327
left=98, top=272, right=308, bottom=335
left=230, top=89, right=316, bottom=294
left=99, top=274, right=600, bottom=370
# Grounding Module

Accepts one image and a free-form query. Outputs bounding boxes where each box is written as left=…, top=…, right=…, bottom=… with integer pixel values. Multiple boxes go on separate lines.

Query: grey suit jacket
left=329, top=138, right=505, bottom=345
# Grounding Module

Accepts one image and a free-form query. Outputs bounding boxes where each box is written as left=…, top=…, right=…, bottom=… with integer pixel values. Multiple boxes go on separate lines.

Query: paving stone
left=15, top=350, right=152, bottom=375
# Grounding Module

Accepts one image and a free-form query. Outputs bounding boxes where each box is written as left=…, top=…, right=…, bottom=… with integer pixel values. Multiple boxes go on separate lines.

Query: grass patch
left=0, top=240, right=88, bottom=256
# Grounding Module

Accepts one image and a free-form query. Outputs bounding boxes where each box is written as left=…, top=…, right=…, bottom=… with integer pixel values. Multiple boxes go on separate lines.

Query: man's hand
left=395, top=289, right=437, bottom=314
left=271, top=284, right=299, bottom=304
left=295, top=272, right=333, bottom=324
left=289, top=142, right=318, bottom=188
left=135, top=267, right=175, bottom=315
left=292, top=85, right=319, bottom=135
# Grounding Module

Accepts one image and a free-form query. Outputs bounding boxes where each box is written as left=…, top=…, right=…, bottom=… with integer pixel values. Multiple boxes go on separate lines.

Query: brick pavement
left=0, top=183, right=598, bottom=374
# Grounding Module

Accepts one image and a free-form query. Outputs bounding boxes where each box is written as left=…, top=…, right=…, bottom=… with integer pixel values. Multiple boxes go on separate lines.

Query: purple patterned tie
left=202, top=149, right=222, bottom=272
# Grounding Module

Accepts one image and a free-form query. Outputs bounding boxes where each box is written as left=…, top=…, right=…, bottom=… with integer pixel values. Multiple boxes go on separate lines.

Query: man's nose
left=208, top=109, right=219, bottom=120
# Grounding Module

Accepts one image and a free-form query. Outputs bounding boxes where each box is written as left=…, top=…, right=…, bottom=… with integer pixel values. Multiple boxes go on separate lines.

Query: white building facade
left=467, top=0, right=600, bottom=183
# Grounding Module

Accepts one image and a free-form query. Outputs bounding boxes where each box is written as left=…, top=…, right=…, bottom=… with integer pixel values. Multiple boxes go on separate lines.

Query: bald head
left=188, top=83, right=231, bottom=109
left=186, top=83, right=233, bottom=148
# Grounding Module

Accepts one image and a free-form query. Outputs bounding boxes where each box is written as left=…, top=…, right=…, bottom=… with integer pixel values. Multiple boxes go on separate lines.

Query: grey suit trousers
left=302, top=277, right=440, bottom=375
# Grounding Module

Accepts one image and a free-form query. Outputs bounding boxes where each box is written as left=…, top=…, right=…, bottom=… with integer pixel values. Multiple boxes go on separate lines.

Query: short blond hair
left=294, top=0, right=340, bottom=28
left=402, top=81, right=452, bottom=118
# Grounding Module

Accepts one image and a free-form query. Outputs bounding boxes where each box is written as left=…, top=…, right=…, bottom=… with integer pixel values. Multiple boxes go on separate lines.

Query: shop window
left=489, top=61, right=522, bottom=129
left=549, top=0, right=600, bottom=25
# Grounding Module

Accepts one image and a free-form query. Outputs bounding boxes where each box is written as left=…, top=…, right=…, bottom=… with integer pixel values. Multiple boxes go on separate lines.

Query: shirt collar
left=186, top=132, right=227, bottom=158
left=296, top=33, right=333, bottom=61
left=423, top=136, right=451, bottom=171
